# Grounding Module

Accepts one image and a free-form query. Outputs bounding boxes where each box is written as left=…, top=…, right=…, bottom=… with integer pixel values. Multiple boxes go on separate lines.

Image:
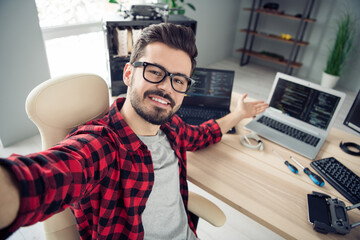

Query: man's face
left=126, top=42, right=192, bottom=125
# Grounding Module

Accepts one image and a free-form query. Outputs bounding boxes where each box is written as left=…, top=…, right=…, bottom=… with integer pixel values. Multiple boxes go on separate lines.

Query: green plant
left=164, top=0, right=196, bottom=15
left=324, top=13, right=356, bottom=76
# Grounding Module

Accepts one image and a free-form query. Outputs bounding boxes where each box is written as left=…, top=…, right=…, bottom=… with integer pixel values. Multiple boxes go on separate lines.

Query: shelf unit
left=103, top=15, right=197, bottom=96
left=237, top=0, right=316, bottom=74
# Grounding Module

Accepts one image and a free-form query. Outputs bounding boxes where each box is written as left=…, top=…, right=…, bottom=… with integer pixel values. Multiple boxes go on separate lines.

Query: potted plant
left=321, top=13, right=356, bottom=88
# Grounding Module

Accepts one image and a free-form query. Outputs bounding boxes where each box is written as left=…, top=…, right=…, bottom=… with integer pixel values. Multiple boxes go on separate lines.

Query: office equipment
left=241, top=133, right=264, bottom=150
left=187, top=92, right=360, bottom=239
left=339, top=141, right=360, bottom=156
left=177, top=68, right=235, bottom=130
left=290, top=156, right=324, bottom=186
left=343, top=89, right=360, bottom=134
left=130, top=4, right=163, bottom=20
left=244, top=72, right=346, bottom=159
left=272, top=150, right=298, bottom=173
left=307, top=191, right=360, bottom=235
left=103, top=15, right=197, bottom=96
left=310, top=157, right=360, bottom=205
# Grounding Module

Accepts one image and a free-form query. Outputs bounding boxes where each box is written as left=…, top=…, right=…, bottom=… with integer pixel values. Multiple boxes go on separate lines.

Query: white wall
left=0, top=0, right=50, bottom=147
left=185, top=0, right=241, bottom=67
left=308, top=0, right=360, bottom=90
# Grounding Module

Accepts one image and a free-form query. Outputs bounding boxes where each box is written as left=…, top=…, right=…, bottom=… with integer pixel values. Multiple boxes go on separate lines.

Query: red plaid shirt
left=0, top=98, right=222, bottom=239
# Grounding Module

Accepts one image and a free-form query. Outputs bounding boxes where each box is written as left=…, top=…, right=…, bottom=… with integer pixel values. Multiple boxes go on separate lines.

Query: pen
left=290, top=156, right=325, bottom=187
left=272, top=150, right=298, bottom=174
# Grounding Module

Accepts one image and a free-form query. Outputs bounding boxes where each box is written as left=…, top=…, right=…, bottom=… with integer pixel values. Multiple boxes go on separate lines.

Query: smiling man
left=0, top=23, right=268, bottom=239
left=122, top=41, right=193, bottom=134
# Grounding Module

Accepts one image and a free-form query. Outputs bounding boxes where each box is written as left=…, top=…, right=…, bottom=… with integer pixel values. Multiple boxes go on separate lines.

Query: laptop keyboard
left=177, top=107, right=229, bottom=123
left=257, top=116, right=320, bottom=147
left=177, top=106, right=236, bottom=133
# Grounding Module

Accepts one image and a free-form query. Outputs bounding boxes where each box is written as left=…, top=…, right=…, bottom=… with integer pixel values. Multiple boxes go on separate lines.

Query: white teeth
left=151, top=97, right=168, bottom=105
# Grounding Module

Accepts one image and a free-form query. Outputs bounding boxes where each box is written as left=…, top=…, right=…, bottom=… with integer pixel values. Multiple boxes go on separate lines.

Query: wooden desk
left=187, top=95, right=360, bottom=239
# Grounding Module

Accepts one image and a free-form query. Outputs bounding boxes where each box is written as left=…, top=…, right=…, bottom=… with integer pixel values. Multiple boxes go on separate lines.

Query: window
left=35, top=0, right=118, bottom=27
left=35, top=0, right=160, bottom=84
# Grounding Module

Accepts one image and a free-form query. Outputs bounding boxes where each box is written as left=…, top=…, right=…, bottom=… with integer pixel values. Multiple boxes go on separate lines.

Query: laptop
left=177, top=67, right=235, bottom=132
left=244, top=72, right=346, bottom=159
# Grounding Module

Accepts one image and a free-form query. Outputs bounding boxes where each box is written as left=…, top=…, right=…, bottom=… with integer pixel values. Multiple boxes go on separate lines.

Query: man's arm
left=216, top=93, right=268, bottom=134
left=0, top=165, right=20, bottom=229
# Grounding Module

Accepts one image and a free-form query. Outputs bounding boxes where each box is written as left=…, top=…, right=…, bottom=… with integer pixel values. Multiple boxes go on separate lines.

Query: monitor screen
left=269, top=78, right=342, bottom=130
left=343, top=89, right=360, bottom=134
left=182, top=68, right=234, bottom=109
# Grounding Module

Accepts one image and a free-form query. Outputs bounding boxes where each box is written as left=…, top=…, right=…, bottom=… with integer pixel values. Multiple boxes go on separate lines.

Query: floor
left=1, top=58, right=357, bottom=240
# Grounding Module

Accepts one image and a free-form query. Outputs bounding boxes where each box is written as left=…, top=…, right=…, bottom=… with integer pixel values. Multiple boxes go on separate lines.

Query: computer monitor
left=343, top=89, right=360, bottom=134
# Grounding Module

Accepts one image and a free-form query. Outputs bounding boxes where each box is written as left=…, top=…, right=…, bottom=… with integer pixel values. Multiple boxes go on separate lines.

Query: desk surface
left=187, top=94, right=360, bottom=240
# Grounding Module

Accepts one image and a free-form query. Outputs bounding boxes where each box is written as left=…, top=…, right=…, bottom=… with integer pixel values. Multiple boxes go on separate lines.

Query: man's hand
left=0, top=166, right=20, bottom=229
left=234, top=93, right=268, bottom=119
left=217, top=93, right=268, bottom=134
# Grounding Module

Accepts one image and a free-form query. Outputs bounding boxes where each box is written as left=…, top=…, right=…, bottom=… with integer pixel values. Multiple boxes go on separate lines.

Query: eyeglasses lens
left=144, top=64, right=189, bottom=93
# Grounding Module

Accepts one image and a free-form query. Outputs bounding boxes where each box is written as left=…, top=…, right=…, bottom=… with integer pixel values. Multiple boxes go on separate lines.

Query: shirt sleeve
left=0, top=124, right=118, bottom=235
left=175, top=116, right=222, bottom=152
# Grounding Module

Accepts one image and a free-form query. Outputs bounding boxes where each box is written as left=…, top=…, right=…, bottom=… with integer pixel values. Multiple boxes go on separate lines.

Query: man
left=0, top=23, right=268, bottom=239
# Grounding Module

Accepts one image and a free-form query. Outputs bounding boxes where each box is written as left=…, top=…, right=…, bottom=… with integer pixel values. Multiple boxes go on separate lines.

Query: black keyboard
left=178, top=106, right=229, bottom=120
left=177, top=106, right=235, bottom=133
left=257, top=116, right=320, bottom=147
left=311, top=157, right=360, bottom=205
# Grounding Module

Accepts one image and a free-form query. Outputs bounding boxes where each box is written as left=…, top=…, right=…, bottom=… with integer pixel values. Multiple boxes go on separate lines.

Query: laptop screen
left=269, top=78, right=341, bottom=130
left=182, top=68, right=234, bottom=109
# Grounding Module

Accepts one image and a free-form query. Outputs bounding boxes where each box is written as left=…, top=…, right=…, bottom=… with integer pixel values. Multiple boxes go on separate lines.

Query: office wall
left=0, top=0, right=50, bottom=147
left=233, top=0, right=360, bottom=92
left=305, top=0, right=360, bottom=91
left=185, top=0, right=240, bottom=67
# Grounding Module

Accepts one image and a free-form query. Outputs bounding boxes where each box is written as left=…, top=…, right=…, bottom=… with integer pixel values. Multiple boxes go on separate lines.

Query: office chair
left=25, top=73, right=226, bottom=239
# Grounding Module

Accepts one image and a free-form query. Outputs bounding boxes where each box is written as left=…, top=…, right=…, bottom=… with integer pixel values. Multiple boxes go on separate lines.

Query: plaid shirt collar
left=110, top=97, right=178, bottom=152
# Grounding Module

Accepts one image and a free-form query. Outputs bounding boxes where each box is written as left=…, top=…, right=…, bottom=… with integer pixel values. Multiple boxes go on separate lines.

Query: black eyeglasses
left=132, top=61, right=196, bottom=93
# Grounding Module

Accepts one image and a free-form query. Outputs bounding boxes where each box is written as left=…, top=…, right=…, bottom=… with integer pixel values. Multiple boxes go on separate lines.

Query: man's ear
left=123, top=63, right=133, bottom=87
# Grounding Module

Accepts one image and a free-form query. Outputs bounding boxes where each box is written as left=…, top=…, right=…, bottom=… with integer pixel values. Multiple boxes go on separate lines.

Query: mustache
left=144, top=90, right=175, bottom=107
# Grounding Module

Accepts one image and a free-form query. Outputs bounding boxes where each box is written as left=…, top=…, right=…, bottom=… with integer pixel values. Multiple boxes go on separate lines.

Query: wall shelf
left=243, top=8, right=316, bottom=22
left=238, top=0, right=316, bottom=74
left=237, top=49, right=302, bottom=68
left=239, top=29, right=309, bottom=46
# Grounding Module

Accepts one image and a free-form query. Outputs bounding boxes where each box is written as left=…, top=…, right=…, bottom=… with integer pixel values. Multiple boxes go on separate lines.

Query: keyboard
left=311, top=157, right=360, bottom=205
left=177, top=106, right=235, bottom=133
left=257, top=116, right=320, bottom=147
left=177, top=106, right=229, bottom=122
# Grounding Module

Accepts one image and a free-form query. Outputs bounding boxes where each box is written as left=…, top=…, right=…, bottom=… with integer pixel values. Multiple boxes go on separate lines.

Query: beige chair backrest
left=25, top=73, right=109, bottom=240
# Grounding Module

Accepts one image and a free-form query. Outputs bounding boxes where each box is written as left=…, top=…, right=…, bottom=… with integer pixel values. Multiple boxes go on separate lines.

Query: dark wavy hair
left=129, top=23, right=197, bottom=74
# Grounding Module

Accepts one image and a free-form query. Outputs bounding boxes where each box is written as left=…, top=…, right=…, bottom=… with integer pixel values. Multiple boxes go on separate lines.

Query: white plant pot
left=321, top=72, right=340, bottom=89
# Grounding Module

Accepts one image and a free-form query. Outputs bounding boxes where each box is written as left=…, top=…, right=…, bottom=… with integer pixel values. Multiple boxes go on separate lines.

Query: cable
left=339, top=141, right=360, bottom=156
left=240, top=133, right=264, bottom=151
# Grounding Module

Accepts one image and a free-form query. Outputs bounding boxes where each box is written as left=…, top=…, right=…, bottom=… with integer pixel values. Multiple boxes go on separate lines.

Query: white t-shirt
left=138, top=130, right=197, bottom=240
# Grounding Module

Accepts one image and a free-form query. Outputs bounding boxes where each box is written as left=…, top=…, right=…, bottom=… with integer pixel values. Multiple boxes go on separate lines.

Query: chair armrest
left=188, top=191, right=226, bottom=227
left=43, top=208, right=80, bottom=240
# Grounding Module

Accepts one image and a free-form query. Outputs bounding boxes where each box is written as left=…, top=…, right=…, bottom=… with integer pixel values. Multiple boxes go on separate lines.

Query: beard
left=129, top=85, right=180, bottom=125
